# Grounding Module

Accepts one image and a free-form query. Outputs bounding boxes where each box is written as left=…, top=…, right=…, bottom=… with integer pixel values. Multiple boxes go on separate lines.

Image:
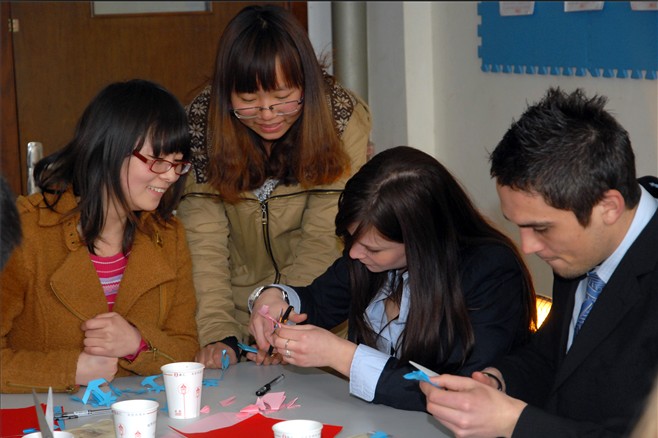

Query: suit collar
left=554, top=208, right=658, bottom=388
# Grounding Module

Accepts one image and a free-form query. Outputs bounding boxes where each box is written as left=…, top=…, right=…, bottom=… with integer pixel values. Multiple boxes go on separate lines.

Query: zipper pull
left=261, top=202, right=268, bottom=225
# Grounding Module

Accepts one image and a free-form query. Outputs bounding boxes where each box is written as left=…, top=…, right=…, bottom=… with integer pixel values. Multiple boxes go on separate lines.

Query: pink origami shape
left=219, top=396, right=237, bottom=407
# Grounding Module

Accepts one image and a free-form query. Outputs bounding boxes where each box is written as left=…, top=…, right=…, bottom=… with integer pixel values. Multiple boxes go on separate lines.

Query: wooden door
left=3, top=1, right=307, bottom=195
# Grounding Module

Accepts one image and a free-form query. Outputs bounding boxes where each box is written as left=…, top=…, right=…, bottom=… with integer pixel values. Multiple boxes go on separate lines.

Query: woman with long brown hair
left=177, top=5, right=371, bottom=368
left=249, top=146, right=536, bottom=412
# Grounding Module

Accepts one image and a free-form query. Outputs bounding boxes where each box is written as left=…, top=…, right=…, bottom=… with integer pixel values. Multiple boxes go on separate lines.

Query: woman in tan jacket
left=1, top=79, right=199, bottom=393
left=177, top=5, right=371, bottom=368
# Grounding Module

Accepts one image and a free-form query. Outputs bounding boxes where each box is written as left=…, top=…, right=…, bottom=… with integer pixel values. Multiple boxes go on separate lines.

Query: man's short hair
left=489, top=87, right=640, bottom=226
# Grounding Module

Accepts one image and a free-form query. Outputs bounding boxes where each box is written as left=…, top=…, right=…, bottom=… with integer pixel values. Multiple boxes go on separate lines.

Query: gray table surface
left=1, top=362, right=453, bottom=437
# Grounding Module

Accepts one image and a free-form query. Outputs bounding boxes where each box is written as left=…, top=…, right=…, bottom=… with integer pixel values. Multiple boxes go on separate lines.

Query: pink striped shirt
left=90, top=250, right=130, bottom=311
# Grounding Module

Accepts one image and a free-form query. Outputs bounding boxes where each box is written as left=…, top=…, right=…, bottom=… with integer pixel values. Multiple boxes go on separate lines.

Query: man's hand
left=420, top=374, right=526, bottom=438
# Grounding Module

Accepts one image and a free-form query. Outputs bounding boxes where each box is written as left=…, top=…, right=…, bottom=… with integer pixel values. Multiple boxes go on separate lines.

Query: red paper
left=170, top=413, right=342, bottom=438
left=0, top=405, right=39, bottom=437
left=1, top=404, right=64, bottom=437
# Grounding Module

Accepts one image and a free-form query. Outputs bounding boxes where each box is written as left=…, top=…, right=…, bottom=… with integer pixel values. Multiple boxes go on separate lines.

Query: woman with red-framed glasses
left=0, top=79, right=199, bottom=393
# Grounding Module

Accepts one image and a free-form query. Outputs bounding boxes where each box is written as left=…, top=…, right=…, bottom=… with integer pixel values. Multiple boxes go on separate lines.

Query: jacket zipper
left=149, top=344, right=175, bottom=363
left=6, top=382, right=79, bottom=393
left=259, top=189, right=343, bottom=284
left=50, top=281, right=87, bottom=321
left=185, top=188, right=343, bottom=284
left=260, top=200, right=281, bottom=283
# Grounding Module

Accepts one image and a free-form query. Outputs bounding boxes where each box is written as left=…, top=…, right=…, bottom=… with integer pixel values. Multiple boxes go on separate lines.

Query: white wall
left=309, top=2, right=658, bottom=296
left=307, top=1, right=333, bottom=74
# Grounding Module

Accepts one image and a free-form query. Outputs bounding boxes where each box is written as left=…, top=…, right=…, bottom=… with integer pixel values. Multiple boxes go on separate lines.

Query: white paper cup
left=23, top=432, right=74, bottom=438
left=161, top=361, right=205, bottom=419
left=111, top=399, right=159, bottom=438
left=272, top=419, right=323, bottom=438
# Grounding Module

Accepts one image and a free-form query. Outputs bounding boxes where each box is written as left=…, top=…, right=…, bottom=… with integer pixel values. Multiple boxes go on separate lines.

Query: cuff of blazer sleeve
left=208, top=336, right=240, bottom=361
left=511, top=405, right=548, bottom=438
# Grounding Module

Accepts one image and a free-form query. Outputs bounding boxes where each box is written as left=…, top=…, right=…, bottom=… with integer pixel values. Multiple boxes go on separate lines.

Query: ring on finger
left=285, top=349, right=292, bottom=358
left=284, top=338, right=290, bottom=349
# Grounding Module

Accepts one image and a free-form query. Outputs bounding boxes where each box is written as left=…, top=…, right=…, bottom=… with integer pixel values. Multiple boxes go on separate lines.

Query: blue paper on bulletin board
left=478, top=2, right=658, bottom=79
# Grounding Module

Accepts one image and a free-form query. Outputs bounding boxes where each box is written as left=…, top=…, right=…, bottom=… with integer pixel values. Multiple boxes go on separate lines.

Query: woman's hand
left=196, top=342, right=238, bottom=368
left=245, top=349, right=285, bottom=366
left=81, top=312, right=141, bottom=358
left=75, top=352, right=118, bottom=385
left=269, top=324, right=357, bottom=376
left=248, top=288, right=306, bottom=351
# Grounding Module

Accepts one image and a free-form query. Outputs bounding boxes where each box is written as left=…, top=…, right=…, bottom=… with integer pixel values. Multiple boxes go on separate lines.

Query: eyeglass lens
left=234, top=100, right=302, bottom=118
left=150, top=160, right=191, bottom=175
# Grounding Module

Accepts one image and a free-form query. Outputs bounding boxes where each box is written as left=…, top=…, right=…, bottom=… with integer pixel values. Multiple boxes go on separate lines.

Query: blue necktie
left=574, top=271, right=606, bottom=336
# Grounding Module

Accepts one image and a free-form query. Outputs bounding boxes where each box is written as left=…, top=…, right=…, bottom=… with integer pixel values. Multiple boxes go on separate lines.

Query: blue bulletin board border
left=477, top=2, right=658, bottom=79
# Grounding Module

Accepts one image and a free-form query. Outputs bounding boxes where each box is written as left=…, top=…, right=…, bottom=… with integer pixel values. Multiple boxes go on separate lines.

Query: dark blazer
left=293, top=242, right=531, bottom=412
left=496, top=177, right=658, bottom=437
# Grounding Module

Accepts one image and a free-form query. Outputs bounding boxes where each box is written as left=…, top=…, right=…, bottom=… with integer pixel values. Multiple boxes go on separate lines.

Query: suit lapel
left=553, top=210, right=658, bottom=389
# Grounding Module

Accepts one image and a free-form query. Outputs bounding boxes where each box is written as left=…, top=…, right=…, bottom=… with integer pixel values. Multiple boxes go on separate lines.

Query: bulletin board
left=477, top=2, right=658, bottom=79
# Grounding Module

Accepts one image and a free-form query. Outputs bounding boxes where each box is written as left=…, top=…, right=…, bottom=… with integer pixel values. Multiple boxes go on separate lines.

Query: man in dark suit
left=419, top=87, right=658, bottom=437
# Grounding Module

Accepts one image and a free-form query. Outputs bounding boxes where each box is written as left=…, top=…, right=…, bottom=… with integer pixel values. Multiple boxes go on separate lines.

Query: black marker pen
left=255, top=373, right=285, bottom=396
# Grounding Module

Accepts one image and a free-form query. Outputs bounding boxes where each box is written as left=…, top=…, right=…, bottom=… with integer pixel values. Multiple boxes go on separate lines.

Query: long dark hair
left=34, top=79, right=190, bottom=254
left=336, top=146, right=536, bottom=370
left=207, top=5, right=348, bottom=202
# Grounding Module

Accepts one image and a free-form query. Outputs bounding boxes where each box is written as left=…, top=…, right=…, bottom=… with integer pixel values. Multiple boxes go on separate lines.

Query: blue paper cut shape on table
left=201, top=349, right=230, bottom=389
left=403, top=370, right=440, bottom=388
left=108, top=382, right=123, bottom=396
left=141, top=374, right=165, bottom=393
left=73, top=378, right=117, bottom=407
left=237, top=342, right=258, bottom=354
left=213, top=349, right=230, bottom=384
left=68, top=375, right=165, bottom=410
left=221, top=349, right=230, bottom=369
left=203, top=379, right=219, bottom=387
left=370, top=431, right=390, bottom=438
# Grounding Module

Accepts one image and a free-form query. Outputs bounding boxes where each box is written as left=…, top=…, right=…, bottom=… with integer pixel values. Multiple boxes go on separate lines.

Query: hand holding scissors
left=266, top=305, right=295, bottom=357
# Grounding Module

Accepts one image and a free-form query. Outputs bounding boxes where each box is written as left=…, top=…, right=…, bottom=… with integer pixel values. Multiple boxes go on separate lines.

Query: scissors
left=266, top=305, right=295, bottom=357
left=32, top=388, right=54, bottom=438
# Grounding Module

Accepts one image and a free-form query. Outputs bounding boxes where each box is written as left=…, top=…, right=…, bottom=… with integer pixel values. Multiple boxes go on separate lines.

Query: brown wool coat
left=1, top=190, right=199, bottom=393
